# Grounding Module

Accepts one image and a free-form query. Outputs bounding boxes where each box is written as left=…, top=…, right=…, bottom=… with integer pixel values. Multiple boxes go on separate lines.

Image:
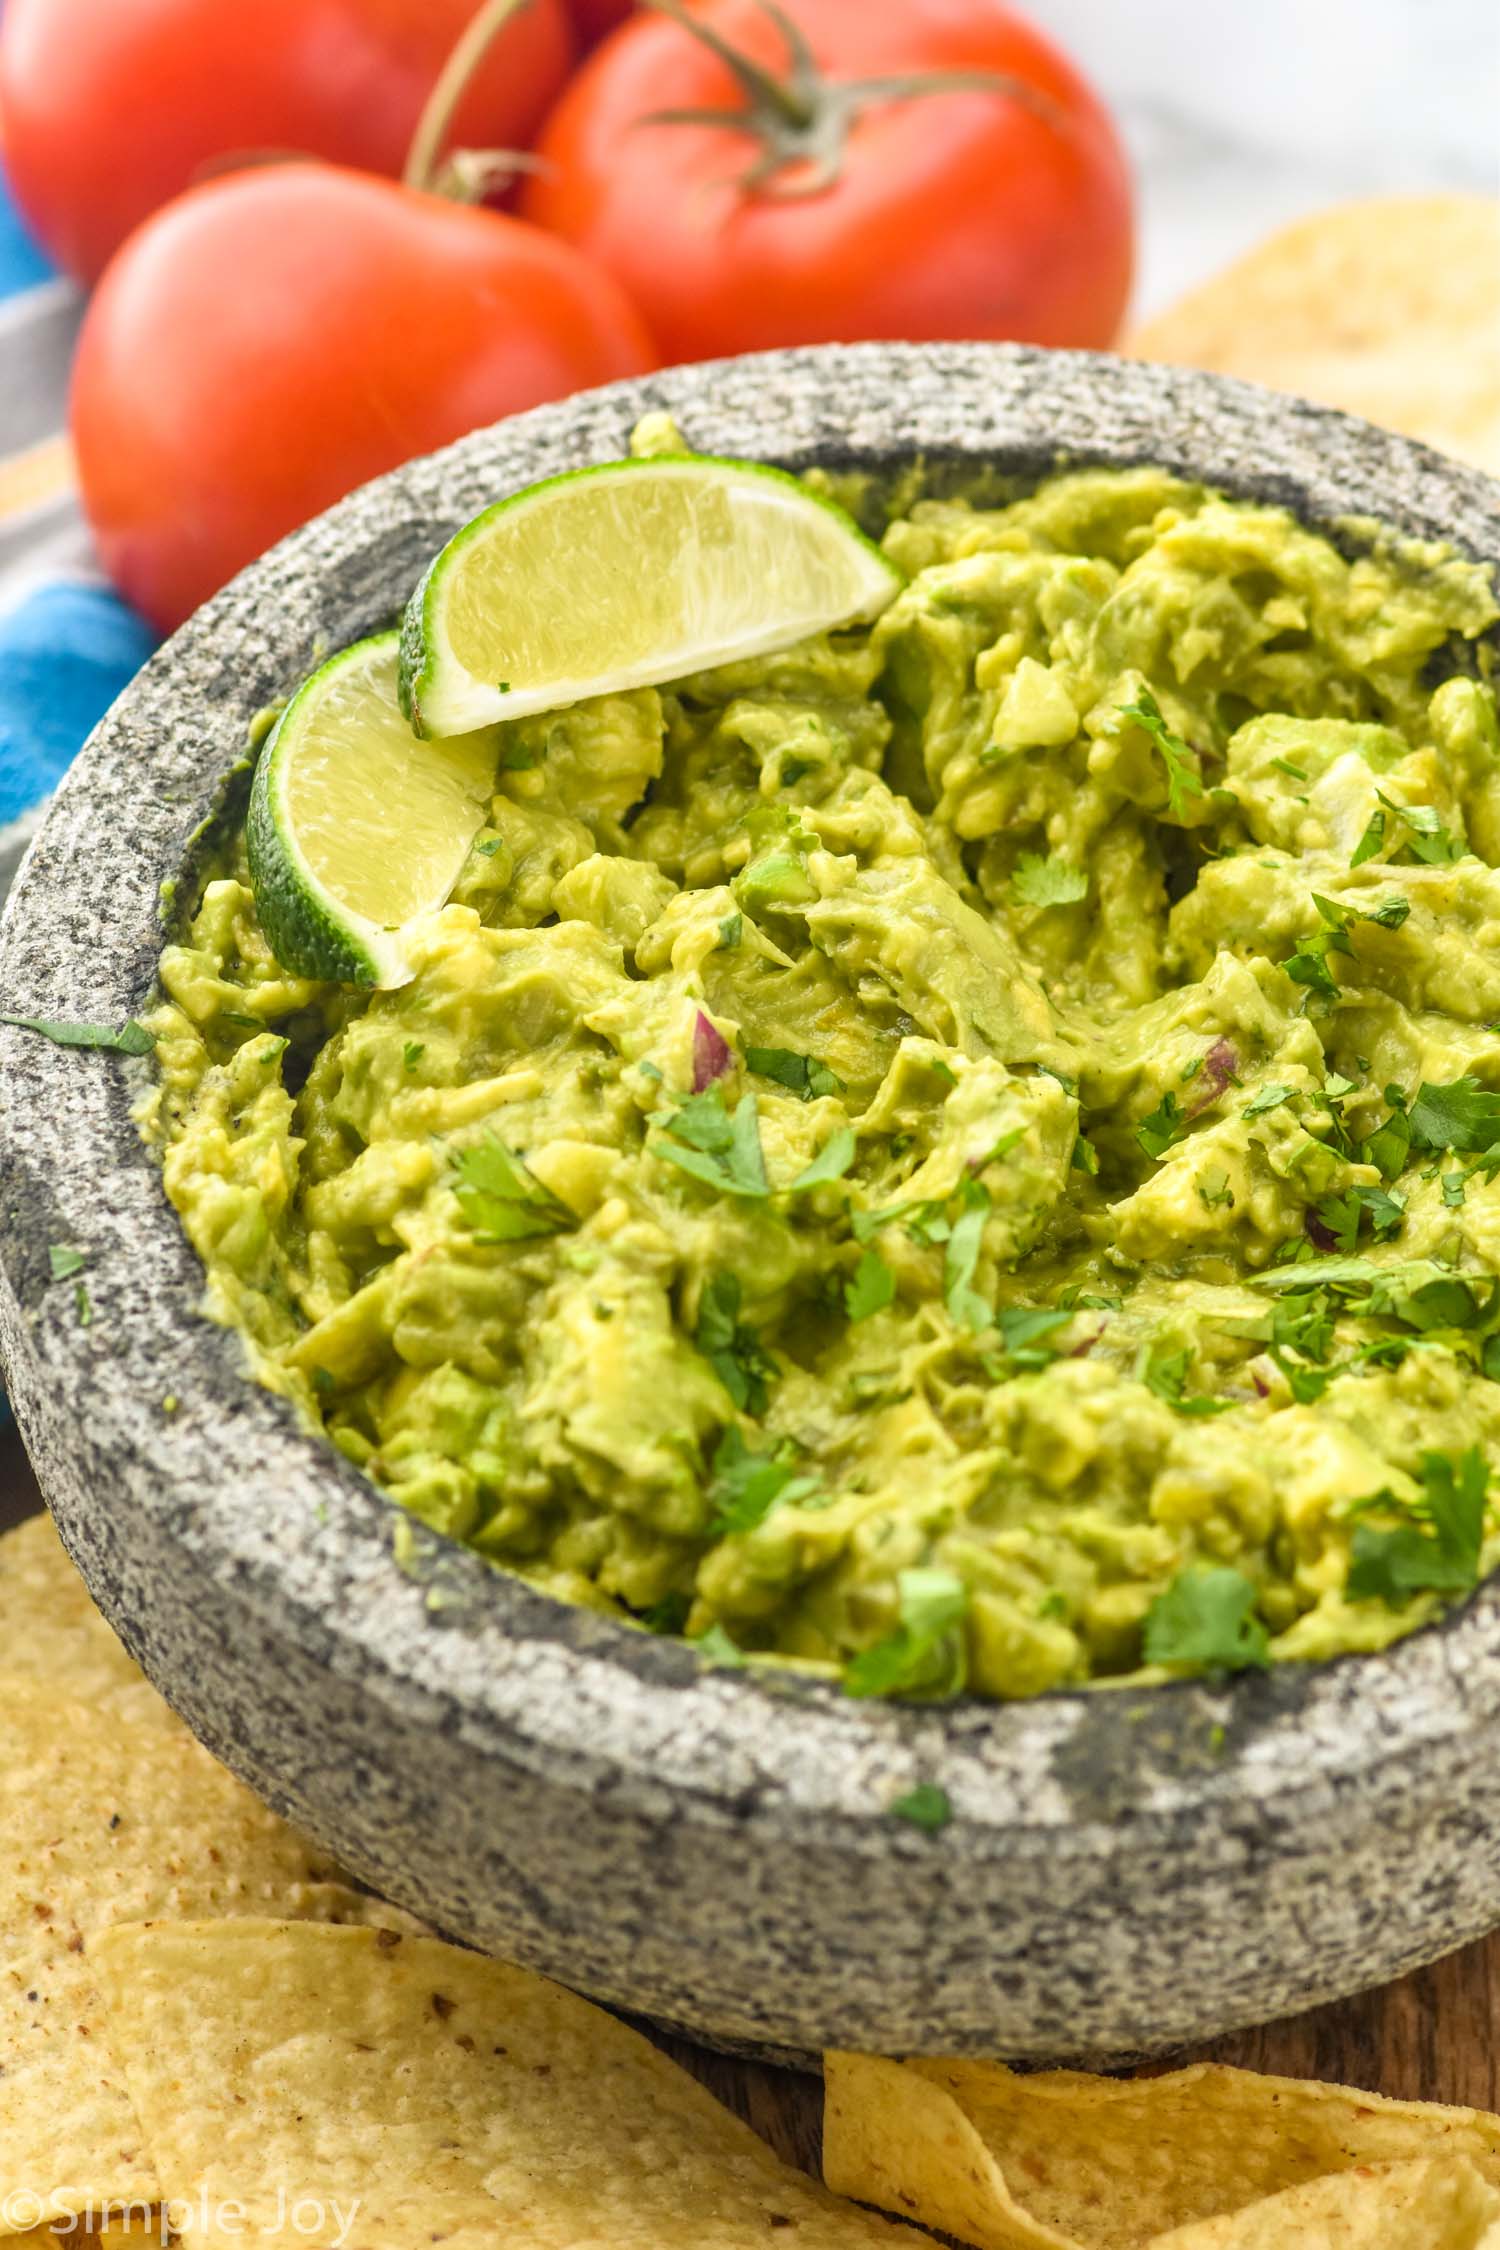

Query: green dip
left=144, top=464, right=1500, bottom=1700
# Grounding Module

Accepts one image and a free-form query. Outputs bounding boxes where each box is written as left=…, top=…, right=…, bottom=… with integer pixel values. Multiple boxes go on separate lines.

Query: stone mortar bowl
left=4, top=342, right=1500, bottom=2066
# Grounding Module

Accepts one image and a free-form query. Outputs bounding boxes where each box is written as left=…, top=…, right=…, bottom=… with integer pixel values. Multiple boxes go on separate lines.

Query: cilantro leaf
left=1071, top=1133, right=1100, bottom=1176
left=994, top=1305, right=1072, bottom=1368
left=1377, top=790, right=1463, bottom=867
left=890, top=1781, right=952, bottom=1833
left=1363, top=895, right=1411, bottom=930
left=693, top=1622, right=747, bottom=1668
left=707, top=1426, right=822, bottom=1536
left=453, top=1138, right=576, bottom=1242
left=745, top=1045, right=843, bottom=1100
left=638, top=1591, right=691, bottom=1636
left=1243, top=1084, right=1296, bottom=1118
left=1116, top=687, right=1204, bottom=820
left=1347, top=1447, right=1489, bottom=1607
left=657, top=1088, right=770, bottom=1199
left=1312, top=1183, right=1406, bottom=1254
left=943, top=1183, right=991, bottom=1331
left=1136, top=1090, right=1187, bottom=1161
left=845, top=1248, right=896, bottom=1323
left=1350, top=807, right=1386, bottom=867
left=790, top=1125, right=857, bottom=1192
left=1363, top=1105, right=1412, bottom=1179
left=1142, top=1347, right=1233, bottom=1417
left=843, top=1567, right=969, bottom=1700
left=695, top=1273, right=779, bottom=1415
left=1144, top=1567, right=1270, bottom=1671
left=0, top=1013, right=154, bottom=1054
left=48, top=1244, right=86, bottom=1281
left=1011, top=851, right=1089, bottom=909
left=1408, top=1077, right=1500, bottom=1155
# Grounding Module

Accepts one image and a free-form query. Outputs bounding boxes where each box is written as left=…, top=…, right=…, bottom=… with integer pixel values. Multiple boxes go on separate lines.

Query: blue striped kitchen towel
left=0, top=160, right=160, bottom=1419
left=0, top=163, right=159, bottom=909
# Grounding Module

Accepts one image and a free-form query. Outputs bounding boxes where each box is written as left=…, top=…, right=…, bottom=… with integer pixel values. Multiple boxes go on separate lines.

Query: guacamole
left=144, top=465, right=1500, bottom=1700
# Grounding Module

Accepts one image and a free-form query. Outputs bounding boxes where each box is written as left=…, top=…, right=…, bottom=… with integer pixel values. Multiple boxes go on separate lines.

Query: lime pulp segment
left=247, top=633, right=497, bottom=989
left=399, top=454, right=902, bottom=738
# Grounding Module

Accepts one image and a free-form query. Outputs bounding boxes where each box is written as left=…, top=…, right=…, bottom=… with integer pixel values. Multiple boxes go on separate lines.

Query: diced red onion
left=692, top=1010, right=732, bottom=1091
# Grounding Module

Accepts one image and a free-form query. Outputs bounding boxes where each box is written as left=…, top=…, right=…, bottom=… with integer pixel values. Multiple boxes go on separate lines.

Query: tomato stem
left=403, top=0, right=535, bottom=195
left=638, top=0, right=1066, bottom=199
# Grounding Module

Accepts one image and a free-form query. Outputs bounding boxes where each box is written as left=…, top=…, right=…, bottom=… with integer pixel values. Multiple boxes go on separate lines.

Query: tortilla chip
left=0, top=1681, right=407, bottom=2233
left=1127, top=194, right=1500, bottom=475
left=1148, top=2154, right=1500, bottom=2247
left=822, top=2054, right=1500, bottom=2250
left=0, top=1515, right=172, bottom=1727
left=90, top=1919, right=911, bottom=2250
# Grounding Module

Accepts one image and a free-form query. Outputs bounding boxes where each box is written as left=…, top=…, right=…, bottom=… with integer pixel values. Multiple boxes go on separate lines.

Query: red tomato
left=70, top=164, right=656, bottom=631
left=570, top=0, right=636, bottom=46
left=0, top=0, right=575, bottom=284
left=525, top=0, right=1132, bottom=360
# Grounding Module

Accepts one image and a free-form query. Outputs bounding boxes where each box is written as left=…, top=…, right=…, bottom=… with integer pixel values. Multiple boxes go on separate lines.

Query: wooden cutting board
left=4, top=1420, right=1497, bottom=2167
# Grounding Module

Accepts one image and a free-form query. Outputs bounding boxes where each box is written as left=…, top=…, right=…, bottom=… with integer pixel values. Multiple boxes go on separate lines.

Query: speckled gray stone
left=3, top=343, right=1500, bottom=2066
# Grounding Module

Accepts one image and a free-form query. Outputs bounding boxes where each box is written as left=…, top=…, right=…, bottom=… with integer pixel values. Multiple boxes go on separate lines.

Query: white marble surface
left=1040, top=0, right=1500, bottom=322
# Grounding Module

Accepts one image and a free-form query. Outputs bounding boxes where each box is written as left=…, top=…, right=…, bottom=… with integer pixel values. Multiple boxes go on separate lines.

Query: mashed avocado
left=143, top=464, right=1500, bottom=1700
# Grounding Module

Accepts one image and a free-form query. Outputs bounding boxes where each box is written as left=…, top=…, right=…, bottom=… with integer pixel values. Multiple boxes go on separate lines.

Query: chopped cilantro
left=1116, top=687, right=1204, bottom=820
left=0, top=1013, right=153, bottom=1054
left=1143, top=1566, right=1270, bottom=1672
left=993, top=1305, right=1071, bottom=1368
left=1363, top=1105, right=1413, bottom=1179
left=1011, top=851, right=1089, bottom=908
left=695, top=1273, right=778, bottom=1415
left=1347, top=1447, right=1489, bottom=1607
left=1377, top=790, right=1463, bottom=866
left=402, top=1041, right=424, bottom=1070
left=656, top=1088, right=770, bottom=1199
left=74, top=1282, right=93, bottom=1328
left=718, top=911, right=743, bottom=948
left=843, top=1566, right=968, bottom=1699
left=1350, top=808, right=1387, bottom=869
left=1243, top=1084, right=1295, bottom=1118
left=1136, top=1090, right=1187, bottom=1161
left=694, top=1622, right=747, bottom=1668
left=473, top=835, right=506, bottom=858
left=790, top=1125, right=857, bottom=1191
left=1270, top=756, right=1307, bottom=780
left=845, top=1248, right=896, bottom=1323
left=1364, top=895, right=1411, bottom=929
left=1142, top=1347, right=1233, bottom=1417
left=707, top=1426, right=822, bottom=1535
left=745, top=1044, right=843, bottom=1099
left=1443, top=1172, right=1468, bottom=1209
left=1408, top=1077, right=1500, bottom=1155
left=1312, top=1183, right=1406, bottom=1254
left=1283, top=894, right=1355, bottom=999
left=890, top=1781, right=952, bottom=1833
left=943, top=1182, right=991, bottom=1331
left=639, top=1592, right=691, bottom=1635
left=48, top=1243, right=86, bottom=1280
left=453, top=1138, right=575, bottom=1241
left=1071, top=1133, right=1100, bottom=1176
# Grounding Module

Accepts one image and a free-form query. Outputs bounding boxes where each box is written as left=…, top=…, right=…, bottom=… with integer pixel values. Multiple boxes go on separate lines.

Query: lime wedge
left=398, top=455, right=901, bottom=738
left=247, top=633, right=496, bottom=988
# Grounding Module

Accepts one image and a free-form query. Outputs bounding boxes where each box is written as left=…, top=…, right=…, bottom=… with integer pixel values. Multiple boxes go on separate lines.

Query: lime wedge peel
left=247, top=633, right=496, bottom=990
left=398, top=455, right=901, bottom=738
